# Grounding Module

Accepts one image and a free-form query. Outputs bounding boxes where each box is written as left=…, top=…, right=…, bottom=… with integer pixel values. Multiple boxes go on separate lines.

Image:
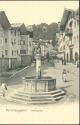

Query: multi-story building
left=0, top=11, right=34, bottom=71
left=26, top=25, right=34, bottom=56
left=8, top=23, right=26, bottom=69
left=0, top=11, right=11, bottom=72
left=56, top=8, right=79, bottom=64
left=40, top=40, right=54, bottom=57
left=10, top=23, right=33, bottom=67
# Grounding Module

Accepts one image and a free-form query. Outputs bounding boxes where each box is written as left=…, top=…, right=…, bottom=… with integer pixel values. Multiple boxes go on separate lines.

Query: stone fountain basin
left=24, top=76, right=56, bottom=92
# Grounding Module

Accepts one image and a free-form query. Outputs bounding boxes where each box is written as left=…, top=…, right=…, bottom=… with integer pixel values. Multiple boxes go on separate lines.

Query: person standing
left=62, top=69, right=67, bottom=82
left=1, top=82, right=7, bottom=97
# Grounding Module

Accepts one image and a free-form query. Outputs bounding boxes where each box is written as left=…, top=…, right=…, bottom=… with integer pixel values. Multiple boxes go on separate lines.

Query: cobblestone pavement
left=0, top=61, right=79, bottom=104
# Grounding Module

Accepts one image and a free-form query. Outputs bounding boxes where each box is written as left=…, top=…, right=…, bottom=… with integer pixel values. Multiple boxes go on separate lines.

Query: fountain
left=6, top=40, right=66, bottom=105
left=23, top=42, right=56, bottom=93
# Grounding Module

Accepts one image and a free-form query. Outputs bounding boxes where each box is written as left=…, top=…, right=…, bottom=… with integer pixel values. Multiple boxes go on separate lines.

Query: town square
left=0, top=1, right=79, bottom=124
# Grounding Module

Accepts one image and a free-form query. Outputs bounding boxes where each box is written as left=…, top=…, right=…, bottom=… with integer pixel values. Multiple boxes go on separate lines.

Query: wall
left=20, top=35, right=28, bottom=54
left=0, top=58, right=9, bottom=72
left=72, top=18, right=79, bottom=61
left=27, top=35, right=33, bottom=55
left=0, top=24, right=4, bottom=57
left=21, top=55, right=32, bottom=67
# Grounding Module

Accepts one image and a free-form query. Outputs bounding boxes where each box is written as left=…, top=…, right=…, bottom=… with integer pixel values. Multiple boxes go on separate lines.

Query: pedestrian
left=1, top=82, right=7, bottom=97
left=62, top=69, right=67, bottom=82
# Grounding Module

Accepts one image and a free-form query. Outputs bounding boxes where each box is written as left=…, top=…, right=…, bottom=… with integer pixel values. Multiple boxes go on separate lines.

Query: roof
left=60, top=8, right=74, bottom=29
left=10, top=23, right=27, bottom=35
left=11, top=23, right=23, bottom=29
left=26, top=25, right=33, bottom=32
left=0, top=11, right=10, bottom=29
left=74, top=8, right=79, bottom=20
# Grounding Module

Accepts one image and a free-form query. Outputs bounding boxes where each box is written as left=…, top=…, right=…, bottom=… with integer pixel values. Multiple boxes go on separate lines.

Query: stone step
left=29, top=97, right=53, bottom=101
left=14, top=94, right=53, bottom=100
left=17, top=89, right=63, bottom=96
left=8, top=94, right=54, bottom=102
left=7, top=98, right=27, bottom=105
left=7, top=96, right=55, bottom=105
left=10, top=90, right=65, bottom=101
left=55, top=96, right=65, bottom=101
left=6, top=88, right=66, bottom=105
left=10, top=96, right=28, bottom=101
left=28, top=100, right=56, bottom=104
left=52, top=91, right=66, bottom=98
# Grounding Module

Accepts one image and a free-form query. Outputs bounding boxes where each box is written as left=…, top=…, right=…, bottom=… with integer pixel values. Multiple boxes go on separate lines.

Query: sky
left=0, top=1, right=79, bottom=26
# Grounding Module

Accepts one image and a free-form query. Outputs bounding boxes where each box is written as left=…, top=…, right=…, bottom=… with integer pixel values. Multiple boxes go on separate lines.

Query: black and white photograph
left=0, top=1, right=79, bottom=124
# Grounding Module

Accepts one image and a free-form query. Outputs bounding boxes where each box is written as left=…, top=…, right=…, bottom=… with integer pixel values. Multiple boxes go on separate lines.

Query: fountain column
left=36, top=54, right=41, bottom=79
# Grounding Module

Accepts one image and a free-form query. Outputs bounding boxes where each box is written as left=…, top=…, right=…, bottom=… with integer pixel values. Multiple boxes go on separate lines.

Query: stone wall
left=0, top=58, right=9, bottom=72
left=10, top=58, right=18, bottom=69
left=0, top=57, right=21, bottom=73
left=21, top=55, right=32, bottom=67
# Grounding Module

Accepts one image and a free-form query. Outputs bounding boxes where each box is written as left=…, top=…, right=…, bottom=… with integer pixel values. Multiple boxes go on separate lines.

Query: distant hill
left=32, top=23, right=58, bottom=46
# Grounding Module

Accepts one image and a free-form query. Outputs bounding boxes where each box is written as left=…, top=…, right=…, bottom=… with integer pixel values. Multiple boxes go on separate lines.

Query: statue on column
left=36, top=43, right=41, bottom=55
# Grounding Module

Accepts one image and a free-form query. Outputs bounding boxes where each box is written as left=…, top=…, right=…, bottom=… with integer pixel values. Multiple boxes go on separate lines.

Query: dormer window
left=69, top=21, right=73, bottom=28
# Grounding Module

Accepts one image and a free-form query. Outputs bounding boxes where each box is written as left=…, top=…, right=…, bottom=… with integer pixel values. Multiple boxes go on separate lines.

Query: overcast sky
left=0, top=1, right=79, bottom=26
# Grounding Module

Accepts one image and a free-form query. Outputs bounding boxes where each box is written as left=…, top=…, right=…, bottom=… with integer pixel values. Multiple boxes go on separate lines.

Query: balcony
left=65, top=28, right=73, bottom=36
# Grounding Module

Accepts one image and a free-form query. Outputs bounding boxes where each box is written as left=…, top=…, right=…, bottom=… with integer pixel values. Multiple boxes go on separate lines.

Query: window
left=20, top=50, right=26, bottom=54
left=5, top=38, right=7, bottom=43
left=74, top=21, right=76, bottom=27
left=17, top=50, right=18, bottom=55
left=20, top=40, right=25, bottom=45
left=69, top=21, right=73, bottom=27
left=11, top=30, right=13, bottom=34
left=5, top=50, right=8, bottom=55
left=12, top=50, right=13, bottom=56
left=14, top=39, right=16, bottom=44
left=18, top=40, right=20, bottom=45
left=29, top=42, right=31, bottom=46
left=14, top=30, right=16, bottom=36
left=14, top=51, right=16, bottom=56
left=11, top=39, right=14, bottom=45
left=29, top=32, right=33, bottom=38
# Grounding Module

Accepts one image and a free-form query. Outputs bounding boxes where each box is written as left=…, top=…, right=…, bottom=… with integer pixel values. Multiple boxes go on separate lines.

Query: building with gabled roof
left=0, top=11, right=11, bottom=73
left=0, top=11, right=11, bottom=29
left=56, top=8, right=79, bottom=65
left=0, top=11, right=34, bottom=72
left=11, top=23, right=27, bottom=35
left=0, top=11, right=11, bottom=58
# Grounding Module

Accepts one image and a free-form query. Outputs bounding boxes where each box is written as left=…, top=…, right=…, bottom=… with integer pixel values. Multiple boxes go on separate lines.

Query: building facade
left=56, top=8, right=79, bottom=64
left=0, top=11, right=34, bottom=72
left=0, top=11, right=11, bottom=72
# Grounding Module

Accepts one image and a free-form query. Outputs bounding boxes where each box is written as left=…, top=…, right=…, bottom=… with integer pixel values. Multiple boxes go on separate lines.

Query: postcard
left=0, top=1, right=79, bottom=124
